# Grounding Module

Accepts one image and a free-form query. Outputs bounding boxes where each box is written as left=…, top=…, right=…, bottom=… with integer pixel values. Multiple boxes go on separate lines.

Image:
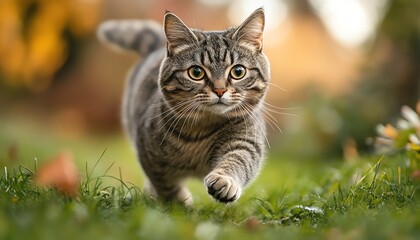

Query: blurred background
left=0, top=0, right=419, bottom=184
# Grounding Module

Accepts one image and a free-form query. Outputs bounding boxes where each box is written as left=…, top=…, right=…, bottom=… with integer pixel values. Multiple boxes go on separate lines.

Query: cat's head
left=159, top=8, right=270, bottom=118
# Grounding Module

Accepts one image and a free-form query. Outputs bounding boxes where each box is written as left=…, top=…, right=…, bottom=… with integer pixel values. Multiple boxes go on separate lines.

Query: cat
left=97, top=8, right=270, bottom=204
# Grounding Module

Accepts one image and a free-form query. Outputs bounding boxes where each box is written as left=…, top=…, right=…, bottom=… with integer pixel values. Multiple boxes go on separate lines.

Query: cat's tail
left=97, top=20, right=166, bottom=56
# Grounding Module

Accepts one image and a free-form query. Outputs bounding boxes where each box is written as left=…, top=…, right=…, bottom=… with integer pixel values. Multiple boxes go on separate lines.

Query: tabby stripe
left=200, top=51, right=205, bottom=65
left=219, top=143, right=256, bottom=161
left=236, top=137, right=262, bottom=155
left=250, top=67, right=266, bottom=82
left=173, top=44, right=198, bottom=56
left=249, top=86, right=266, bottom=93
left=232, top=155, right=252, bottom=183
left=230, top=52, right=235, bottom=65
left=161, top=116, right=246, bottom=143
left=205, top=49, right=213, bottom=64
left=162, top=86, right=194, bottom=94
left=126, top=61, right=145, bottom=110
left=221, top=152, right=251, bottom=183
left=214, top=41, right=220, bottom=61
left=132, top=28, right=160, bottom=54
left=222, top=39, right=229, bottom=61
left=160, top=121, right=220, bottom=143
left=222, top=48, right=228, bottom=63
left=160, top=70, right=181, bottom=85
left=213, top=135, right=261, bottom=157
left=246, top=78, right=257, bottom=88
left=202, top=39, right=207, bottom=46
left=222, top=38, right=230, bottom=48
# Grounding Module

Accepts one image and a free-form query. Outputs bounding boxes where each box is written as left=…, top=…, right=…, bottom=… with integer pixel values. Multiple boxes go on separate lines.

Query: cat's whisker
left=241, top=103, right=270, bottom=148
left=159, top=100, right=196, bottom=131
left=177, top=102, right=200, bottom=140
left=262, top=105, right=300, bottom=117
left=255, top=108, right=284, bottom=136
left=264, top=102, right=301, bottom=111
left=153, top=99, right=196, bottom=123
left=160, top=108, right=188, bottom=145
left=160, top=100, right=199, bottom=144
left=189, top=107, right=199, bottom=131
left=190, top=101, right=205, bottom=129
left=256, top=105, right=283, bottom=134
left=267, top=82, right=289, bottom=92
left=157, top=105, right=190, bottom=137
left=261, top=105, right=299, bottom=117
left=185, top=103, right=200, bottom=131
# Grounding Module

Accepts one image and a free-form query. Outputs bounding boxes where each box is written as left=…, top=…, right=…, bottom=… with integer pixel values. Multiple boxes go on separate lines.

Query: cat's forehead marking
left=197, top=33, right=234, bottom=75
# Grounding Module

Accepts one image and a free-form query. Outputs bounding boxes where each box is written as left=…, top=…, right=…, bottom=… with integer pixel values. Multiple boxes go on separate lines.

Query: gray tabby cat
left=97, top=8, right=270, bottom=204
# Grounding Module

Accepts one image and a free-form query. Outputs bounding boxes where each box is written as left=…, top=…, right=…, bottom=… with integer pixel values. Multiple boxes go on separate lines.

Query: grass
left=1, top=150, right=419, bottom=239
left=0, top=118, right=419, bottom=239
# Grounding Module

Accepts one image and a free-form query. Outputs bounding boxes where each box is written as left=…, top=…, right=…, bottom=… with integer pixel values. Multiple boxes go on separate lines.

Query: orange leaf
left=36, top=152, right=80, bottom=197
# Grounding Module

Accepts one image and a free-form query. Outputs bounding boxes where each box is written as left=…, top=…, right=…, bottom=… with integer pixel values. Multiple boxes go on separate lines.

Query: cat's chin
left=206, top=103, right=236, bottom=115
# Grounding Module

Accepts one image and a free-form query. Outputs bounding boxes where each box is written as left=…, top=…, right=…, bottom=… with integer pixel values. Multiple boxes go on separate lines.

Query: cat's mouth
left=210, top=98, right=233, bottom=108
left=215, top=99, right=228, bottom=105
left=204, top=99, right=237, bottom=114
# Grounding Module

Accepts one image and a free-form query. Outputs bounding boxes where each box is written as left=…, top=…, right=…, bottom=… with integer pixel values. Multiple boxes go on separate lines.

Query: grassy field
left=0, top=118, right=419, bottom=240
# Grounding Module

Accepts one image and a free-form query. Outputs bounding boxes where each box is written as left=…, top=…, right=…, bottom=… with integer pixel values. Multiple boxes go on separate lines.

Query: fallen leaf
left=36, top=152, right=80, bottom=197
left=245, top=217, right=260, bottom=231
left=411, top=170, right=420, bottom=181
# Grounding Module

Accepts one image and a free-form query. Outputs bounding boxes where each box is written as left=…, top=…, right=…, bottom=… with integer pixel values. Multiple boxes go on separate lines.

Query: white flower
left=409, top=134, right=420, bottom=145
left=402, top=105, right=420, bottom=126
left=374, top=101, right=420, bottom=152
left=397, top=119, right=410, bottom=130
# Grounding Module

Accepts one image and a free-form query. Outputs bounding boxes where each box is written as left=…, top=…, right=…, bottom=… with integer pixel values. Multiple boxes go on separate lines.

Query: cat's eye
left=230, top=65, right=246, bottom=80
left=188, top=66, right=205, bottom=80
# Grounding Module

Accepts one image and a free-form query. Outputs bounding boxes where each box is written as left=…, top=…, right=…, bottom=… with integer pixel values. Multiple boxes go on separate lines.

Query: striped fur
left=99, top=8, right=270, bottom=204
left=97, top=20, right=166, bottom=55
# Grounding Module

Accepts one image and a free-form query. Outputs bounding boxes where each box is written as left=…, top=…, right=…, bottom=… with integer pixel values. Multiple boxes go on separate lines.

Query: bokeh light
left=310, top=0, right=389, bottom=47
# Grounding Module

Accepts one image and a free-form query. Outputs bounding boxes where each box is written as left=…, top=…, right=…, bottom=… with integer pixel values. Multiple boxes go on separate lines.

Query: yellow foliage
left=0, top=0, right=103, bottom=91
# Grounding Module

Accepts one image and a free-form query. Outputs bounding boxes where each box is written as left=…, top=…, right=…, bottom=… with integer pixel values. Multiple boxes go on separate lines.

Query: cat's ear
left=232, top=8, right=265, bottom=52
left=164, top=12, right=198, bottom=55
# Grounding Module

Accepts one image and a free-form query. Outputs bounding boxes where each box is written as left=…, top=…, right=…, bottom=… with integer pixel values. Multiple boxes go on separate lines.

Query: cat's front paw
left=204, top=173, right=242, bottom=203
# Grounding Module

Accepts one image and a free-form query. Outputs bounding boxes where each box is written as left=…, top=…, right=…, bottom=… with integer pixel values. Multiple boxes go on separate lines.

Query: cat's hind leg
left=145, top=177, right=193, bottom=205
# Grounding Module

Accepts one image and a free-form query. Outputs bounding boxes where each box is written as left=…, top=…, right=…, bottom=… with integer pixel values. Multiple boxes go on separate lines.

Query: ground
left=0, top=117, right=419, bottom=240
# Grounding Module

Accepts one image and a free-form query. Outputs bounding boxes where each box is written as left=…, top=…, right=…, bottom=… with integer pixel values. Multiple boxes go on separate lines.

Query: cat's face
left=159, top=8, right=270, bottom=118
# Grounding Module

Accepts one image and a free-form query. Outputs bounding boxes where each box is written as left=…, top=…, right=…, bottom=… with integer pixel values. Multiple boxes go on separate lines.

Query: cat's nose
left=213, top=88, right=227, bottom=98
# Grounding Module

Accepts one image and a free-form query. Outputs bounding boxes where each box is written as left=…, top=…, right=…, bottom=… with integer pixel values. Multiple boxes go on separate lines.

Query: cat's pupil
left=234, top=67, right=243, bottom=76
left=192, top=67, right=202, bottom=77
